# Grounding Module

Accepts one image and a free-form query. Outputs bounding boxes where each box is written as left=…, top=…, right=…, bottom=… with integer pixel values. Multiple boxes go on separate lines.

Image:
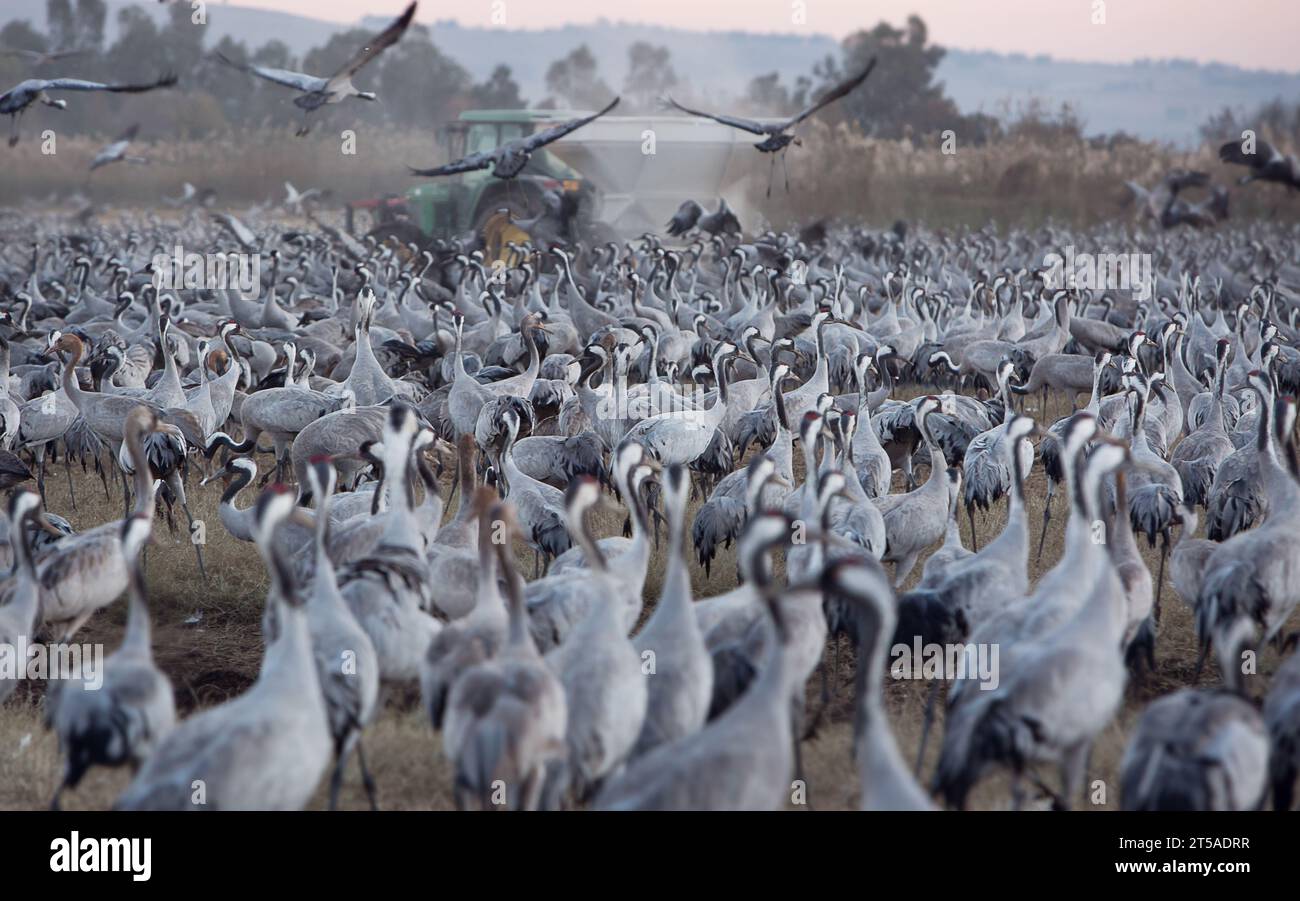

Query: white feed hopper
left=545, top=115, right=757, bottom=234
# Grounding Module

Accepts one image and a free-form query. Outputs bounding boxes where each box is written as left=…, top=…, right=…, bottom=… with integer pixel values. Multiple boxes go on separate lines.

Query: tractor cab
left=401, top=111, right=587, bottom=259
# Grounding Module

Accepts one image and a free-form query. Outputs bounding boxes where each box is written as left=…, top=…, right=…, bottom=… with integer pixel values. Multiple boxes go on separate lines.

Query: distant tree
left=623, top=42, right=676, bottom=111
left=1200, top=97, right=1300, bottom=147
left=104, top=7, right=162, bottom=83
left=45, top=0, right=75, bottom=51
left=744, top=71, right=810, bottom=116
left=1199, top=106, right=1240, bottom=144
left=0, top=19, right=47, bottom=53
left=544, top=44, right=614, bottom=109
left=817, top=15, right=962, bottom=139
left=72, top=0, right=106, bottom=52
left=159, top=1, right=205, bottom=76
left=301, top=27, right=375, bottom=90
left=470, top=64, right=525, bottom=109
left=376, top=29, right=472, bottom=129
left=251, top=40, right=294, bottom=70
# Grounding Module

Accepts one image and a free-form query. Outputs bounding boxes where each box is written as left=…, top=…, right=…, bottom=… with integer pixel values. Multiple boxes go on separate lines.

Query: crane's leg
left=520, top=767, right=544, bottom=812
left=1036, top=483, right=1054, bottom=562
left=35, top=444, right=47, bottom=506
left=1059, top=741, right=1091, bottom=811
left=172, top=472, right=208, bottom=582
left=802, top=658, right=831, bottom=741
left=782, top=149, right=791, bottom=193
left=914, top=679, right=941, bottom=776
left=1010, top=772, right=1027, bottom=811
left=1192, top=637, right=1211, bottom=682
left=791, top=696, right=813, bottom=810
left=766, top=155, right=776, bottom=198
left=1154, top=531, right=1168, bottom=622
left=96, top=453, right=110, bottom=500
left=7, top=113, right=21, bottom=148
left=968, top=504, right=979, bottom=552
left=356, top=740, right=379, bottom=811
left=64, top=450, right=77, bottom=512
left=328, top=754, right=346, bottom=811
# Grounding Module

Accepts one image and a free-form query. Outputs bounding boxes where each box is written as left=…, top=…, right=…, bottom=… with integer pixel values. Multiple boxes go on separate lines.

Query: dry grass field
left=1, top=384, right=1293, bottom=811
left=4, top=125, right=1298, bottom=232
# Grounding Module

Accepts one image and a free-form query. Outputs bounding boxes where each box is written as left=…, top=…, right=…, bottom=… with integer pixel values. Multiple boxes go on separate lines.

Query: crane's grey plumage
left=47, top=512, right=174, bottom=809
left=1120, top=689, right=1267, bottom=810
left=216, top=2, right=416, bottom=136
left=410, top=97, right=620, bottom=180
left=630, top=464, right=713, bottom=757
left=0, top=72, right=175, bottom=146
left=594, top=512, right=803, bottom=810
left=116, top=487, right=331, bottom=810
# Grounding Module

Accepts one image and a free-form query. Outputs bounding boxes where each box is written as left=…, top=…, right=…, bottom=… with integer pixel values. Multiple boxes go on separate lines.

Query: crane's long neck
left=472, top=514, right=506, bottom=623
left=310, top=484, right=342, bottom=603
left=382, top=445, right=418, bottom=546
left=1085, top=363, right=1104, bottom=414
left=59, top=344, right=88, bottom=411
left=522, top=328, right=542, bottom=381
left=660, top=488, right=691, bottom=617
left=1206, top=357, right=1227, bottom=432
left=122, top=554, right=154, bottom=655
left=919, top=415, right=947, bottom=480
left=1254, top=390, right=1298, bottom=508
left=6, top=516, right=41, bottom=627
left=124, top=426, right=156, bottom=517
left=990, top=437, right=1029, bottom=566
left=1109, top=469, right=1140, bottom=560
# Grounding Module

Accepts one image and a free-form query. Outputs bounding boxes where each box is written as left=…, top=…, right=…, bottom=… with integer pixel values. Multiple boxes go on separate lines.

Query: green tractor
left=347, top=106, right=753, bottom=261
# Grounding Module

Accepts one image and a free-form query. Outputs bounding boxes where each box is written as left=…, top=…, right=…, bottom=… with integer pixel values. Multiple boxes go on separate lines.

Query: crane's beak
left=199, top=470, right=228, bottom=487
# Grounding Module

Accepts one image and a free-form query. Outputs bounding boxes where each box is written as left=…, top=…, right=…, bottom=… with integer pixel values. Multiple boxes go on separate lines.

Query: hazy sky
left=223, top=0, right=1299, bottom=72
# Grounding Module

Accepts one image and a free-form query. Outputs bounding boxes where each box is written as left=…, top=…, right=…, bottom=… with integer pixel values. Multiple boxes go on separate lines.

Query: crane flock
left=0, top=2, right=1298, bottom=813
left=1, top=205, right=1297, bottom=812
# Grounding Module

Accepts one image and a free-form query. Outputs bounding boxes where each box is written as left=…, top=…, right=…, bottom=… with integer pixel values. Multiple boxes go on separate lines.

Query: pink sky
left=222, top=0, right=1299, bottom=72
